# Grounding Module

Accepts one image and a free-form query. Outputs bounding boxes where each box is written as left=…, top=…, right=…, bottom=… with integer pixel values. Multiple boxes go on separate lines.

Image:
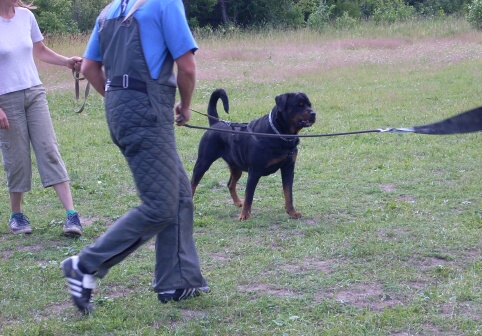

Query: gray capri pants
left=0, top=85, right=69, bottom=192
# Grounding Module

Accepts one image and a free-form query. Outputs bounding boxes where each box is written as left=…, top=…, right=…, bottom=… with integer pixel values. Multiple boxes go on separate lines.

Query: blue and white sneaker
left=63, top=213, right=82, bottom=236
left=61, top=256, right=95, bottom=314
left=9, top=213, right=32, bottom=234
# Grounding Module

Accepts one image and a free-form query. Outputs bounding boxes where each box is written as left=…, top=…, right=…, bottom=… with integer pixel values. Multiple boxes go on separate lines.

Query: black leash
left=183, top=123, right=385, bottom=138
left=186, top=106, right=482, bottom=137
left=187, top=108, right=401, bottom=138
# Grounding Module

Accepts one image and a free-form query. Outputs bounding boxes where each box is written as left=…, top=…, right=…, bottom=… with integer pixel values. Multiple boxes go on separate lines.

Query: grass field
left=1, top=18, right=482, bottom=335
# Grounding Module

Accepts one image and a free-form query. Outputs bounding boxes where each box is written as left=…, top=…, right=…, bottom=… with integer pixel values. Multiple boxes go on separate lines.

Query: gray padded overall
left=78, top=4, right=207, bottom=292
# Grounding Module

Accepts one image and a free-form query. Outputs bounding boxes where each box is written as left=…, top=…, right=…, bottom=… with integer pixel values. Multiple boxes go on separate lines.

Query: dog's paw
left=238, top=212, right=251, bottom=221
left=288, top=211, right=302, bottom=219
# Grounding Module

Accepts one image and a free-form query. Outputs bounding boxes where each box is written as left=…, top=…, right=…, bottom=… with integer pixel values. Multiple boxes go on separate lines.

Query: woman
left=0, top=0, right=83, bottom=235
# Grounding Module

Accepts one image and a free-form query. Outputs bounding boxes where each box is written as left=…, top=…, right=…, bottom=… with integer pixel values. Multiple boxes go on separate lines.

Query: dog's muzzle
left=298, top=111, right=316, bottom=127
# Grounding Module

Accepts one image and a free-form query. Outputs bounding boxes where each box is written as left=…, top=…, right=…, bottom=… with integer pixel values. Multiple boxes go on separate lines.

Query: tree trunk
left=219, top=0, right=229, bottom=24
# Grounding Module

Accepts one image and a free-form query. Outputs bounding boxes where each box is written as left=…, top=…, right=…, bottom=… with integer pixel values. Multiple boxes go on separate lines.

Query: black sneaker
left=9, top=213, right=32, bottom=234
left=158, top=286, right=210, bottom=303
left=63, top=213, right=82, bottom=236
left=61, top=256, right=96, bottom=314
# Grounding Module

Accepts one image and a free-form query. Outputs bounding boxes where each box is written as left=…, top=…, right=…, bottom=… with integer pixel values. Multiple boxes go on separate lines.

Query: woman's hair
left=16, top=1, right=37, bottom=9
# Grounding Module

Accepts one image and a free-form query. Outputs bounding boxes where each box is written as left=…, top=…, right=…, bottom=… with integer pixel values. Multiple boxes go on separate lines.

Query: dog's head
left=273, top=92, right=316, bottom=134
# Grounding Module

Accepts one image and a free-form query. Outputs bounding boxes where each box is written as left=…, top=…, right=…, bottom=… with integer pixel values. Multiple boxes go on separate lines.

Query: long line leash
left=186, top=108, right=410, bottom=138
left=185, top=106, right=482, bottom=137
left=183, top=123, right=389, bottom=138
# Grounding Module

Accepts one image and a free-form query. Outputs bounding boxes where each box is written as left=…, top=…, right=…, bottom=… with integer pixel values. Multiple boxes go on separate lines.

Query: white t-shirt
left=0, top=7, right=43, bottom=95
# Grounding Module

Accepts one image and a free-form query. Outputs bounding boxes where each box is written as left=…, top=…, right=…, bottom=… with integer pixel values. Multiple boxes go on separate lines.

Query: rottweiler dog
left=191, top=89, right=316, bottom=220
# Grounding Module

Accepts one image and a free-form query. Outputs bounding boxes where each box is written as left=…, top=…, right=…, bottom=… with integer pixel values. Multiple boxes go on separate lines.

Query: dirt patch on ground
left=164, top=308, right=208, bottom=329
left=79, top=216, right=103, bottom=227
left=280, top=258, right=335, bottom=275
left=238, top=283, right=300, bottom=298
left=1, top=244, right=44, bottom=261
left=333, top=282, right=404, bottom=310
left=380, top=183, right=397, bottom=192
left=241, top=257, right=406, bottom=311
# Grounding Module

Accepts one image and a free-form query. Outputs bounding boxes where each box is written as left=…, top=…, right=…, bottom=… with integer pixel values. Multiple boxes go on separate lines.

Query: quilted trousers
left=78, top=83, right=207, bottom=292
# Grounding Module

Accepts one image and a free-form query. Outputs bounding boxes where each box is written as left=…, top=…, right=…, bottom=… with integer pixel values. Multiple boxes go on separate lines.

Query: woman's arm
left=33, top=41, right=82, bottom=70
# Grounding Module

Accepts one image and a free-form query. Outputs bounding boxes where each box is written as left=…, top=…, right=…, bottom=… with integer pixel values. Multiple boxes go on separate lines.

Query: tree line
left=32, top=0, right=482, bottom=34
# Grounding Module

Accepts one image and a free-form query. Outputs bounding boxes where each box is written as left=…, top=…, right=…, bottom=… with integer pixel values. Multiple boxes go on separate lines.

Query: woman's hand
left=67, top=57, right=83, bottom=72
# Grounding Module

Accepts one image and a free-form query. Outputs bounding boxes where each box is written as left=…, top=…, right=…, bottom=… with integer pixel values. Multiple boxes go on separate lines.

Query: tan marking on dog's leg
left=191, top=182, right=198, bottom=196
left=228, top=167, right=243, bottom=207
left=239, top=203, right=252, bottom=221
left=283, top=186, right=301, bottom=218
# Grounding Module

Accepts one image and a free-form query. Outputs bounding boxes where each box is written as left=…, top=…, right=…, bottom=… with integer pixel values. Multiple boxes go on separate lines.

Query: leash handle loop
left=72, top=68, right=90, bottom=113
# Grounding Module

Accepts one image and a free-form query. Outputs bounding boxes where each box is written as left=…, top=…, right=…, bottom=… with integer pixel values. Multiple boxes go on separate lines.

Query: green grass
left=1, top=19, right=482, bottom=335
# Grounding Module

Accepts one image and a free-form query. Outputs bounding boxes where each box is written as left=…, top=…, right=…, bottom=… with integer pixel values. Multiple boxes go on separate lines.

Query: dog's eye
left=299, top=102, right=304, bottom=106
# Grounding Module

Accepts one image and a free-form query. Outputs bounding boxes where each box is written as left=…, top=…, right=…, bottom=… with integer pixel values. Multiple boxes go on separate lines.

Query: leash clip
left=379, top=128, right=394, bottom=133
left=379, top=127, right=415, bottom=133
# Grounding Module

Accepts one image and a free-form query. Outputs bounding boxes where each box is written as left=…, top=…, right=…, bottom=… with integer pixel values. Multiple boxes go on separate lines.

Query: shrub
left=282, top=3, right=306, bottom=28
left=410, top=0, right=467, bottom=16
left=373, top=0, right=416, bottom=24
left=36, top=13, right=79, bottom=35
left=307, top=0, right=335, bottom=31
left=34, top=0, right=79, bottom=34
left=334, top=11, right=359, bottom=30
left=467, top=0, right=482, bottom=29
left=360, top=0, right=384, bottom=19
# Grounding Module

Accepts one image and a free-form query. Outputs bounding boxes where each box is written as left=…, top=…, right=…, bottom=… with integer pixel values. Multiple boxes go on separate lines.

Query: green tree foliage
left=467, top=0, right=482, bottom=28
left=335, top=10, right=359, bottom=28
left=373, top=0, right=415, bottom=23
left=185, top=0, right=307, bottom=28
left=360, top=0, right=384, bottom=18
left=307, top=0, right=335, bottom=30
left=33, top=0, right=111, bottom=34
left=72, top=0, right=112, bottom=32
left=325, top=0, right=365, bottom=19
left=29, top=0, right=474, bottom=33
left=408, top=0, right=468, bottom=15
left=184, top=0, right=218, bottom=28
left=34, top=0, right=78, bottom=34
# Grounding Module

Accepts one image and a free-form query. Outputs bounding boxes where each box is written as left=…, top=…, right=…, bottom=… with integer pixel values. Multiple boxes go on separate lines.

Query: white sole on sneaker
left=63, top=226, right=82, bottom=235
left=61, top=256, right=96, bottom=314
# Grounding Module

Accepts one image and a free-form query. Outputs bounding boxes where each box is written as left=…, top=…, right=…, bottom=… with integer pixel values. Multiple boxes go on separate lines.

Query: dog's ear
left=275, top=93, right=289, bottom=111
left=299, top=92, right=312, bottom=107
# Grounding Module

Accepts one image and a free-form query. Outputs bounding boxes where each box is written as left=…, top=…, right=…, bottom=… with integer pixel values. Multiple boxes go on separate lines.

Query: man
left=61, top=0, right=208, bottom=314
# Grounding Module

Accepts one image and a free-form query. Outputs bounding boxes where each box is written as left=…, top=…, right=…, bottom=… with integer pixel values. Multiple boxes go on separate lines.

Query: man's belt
left=106, top=75, right=147, bottom=93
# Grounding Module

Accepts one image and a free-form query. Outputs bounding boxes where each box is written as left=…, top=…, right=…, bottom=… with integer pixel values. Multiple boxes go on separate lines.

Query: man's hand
left=0, top=108, right=10, bottom=130
left=174, top=102, right=191, bottom=126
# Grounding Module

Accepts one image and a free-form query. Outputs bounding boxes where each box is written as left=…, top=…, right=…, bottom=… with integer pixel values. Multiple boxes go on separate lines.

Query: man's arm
left=81, top=58, right=106, bottom=97
left=174, top=50, right=196, bottom=126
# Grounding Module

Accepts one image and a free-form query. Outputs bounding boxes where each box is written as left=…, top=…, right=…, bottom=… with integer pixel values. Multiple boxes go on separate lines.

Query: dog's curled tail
left=207, top=88, right=229, bottom=126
